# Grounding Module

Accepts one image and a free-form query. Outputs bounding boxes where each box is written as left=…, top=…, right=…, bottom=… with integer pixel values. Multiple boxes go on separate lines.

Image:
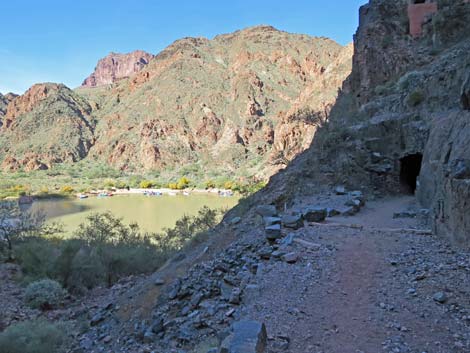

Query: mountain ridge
left=0, top=25, right=353, bottom=181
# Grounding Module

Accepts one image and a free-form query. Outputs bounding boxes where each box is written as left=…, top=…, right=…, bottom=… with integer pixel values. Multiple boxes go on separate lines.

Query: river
left=29, top=194, right=239, bottom=235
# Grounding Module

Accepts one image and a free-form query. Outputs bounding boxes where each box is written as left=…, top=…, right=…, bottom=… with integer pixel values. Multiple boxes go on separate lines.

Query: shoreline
left=82, top=187, right=235, bottom=198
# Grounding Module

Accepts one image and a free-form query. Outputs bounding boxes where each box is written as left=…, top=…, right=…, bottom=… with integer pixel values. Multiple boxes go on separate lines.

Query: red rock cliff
left=81, top=50, right=154, bottom=87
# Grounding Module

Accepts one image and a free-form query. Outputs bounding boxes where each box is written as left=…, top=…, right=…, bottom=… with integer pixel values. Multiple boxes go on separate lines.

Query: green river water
left=29, top=194, right=239, bottom=235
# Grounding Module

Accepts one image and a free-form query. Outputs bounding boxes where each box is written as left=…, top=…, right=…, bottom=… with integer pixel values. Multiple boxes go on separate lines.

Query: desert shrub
left=59, top=185, right=74, bottom=194
left=0, top=184, right=30, bottom=199
left=204, top=180, right=216, bottom=189
left=116, top=180, right=128, bottom=189
left=0, top=319, right=69, bottom=353
left=223, top=181, right=234, bottom=190
left=0, top=202, right=51, bottom=261
left=157, top=206, right=220, bottom=250
left=168, top=182, right=178, bottom=190
left=72, top=212, right=165, bottom=287
left=139, top=180, right=154, bottom=189
left=407, top=90, right=425, bottom=107
left=103, top=179, right=116, bottom=188
left=176, top=177, right=190, bottom=190
left=24, top=279, right=66, bottom=310
left=397, top=71, right=422, bottom=91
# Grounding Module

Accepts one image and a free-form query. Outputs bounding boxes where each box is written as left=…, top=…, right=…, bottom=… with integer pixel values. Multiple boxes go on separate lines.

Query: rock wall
left=81, top=50, right=154, bottom=87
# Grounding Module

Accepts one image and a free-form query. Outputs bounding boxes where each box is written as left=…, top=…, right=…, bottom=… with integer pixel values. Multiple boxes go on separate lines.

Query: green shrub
left=397, top=71, right=422, bottom=91
left=59, top=185, right=74, bottom=194
left=168, top=182, right=178, bottom=190
left=407, top=90, right=425, bottom=107
left=176, top=177, right=190, bottom=190
left=24, top=279, right=66, bottom=310
left=157, top=206, right=220, bottom=250
left=139, top=180, right=154, bottom=189
left=116, top=181, right=128, bottom=189
left=103, top=179, right=116, bottom=188
left=223, top=181, right=234, bottom=190
left=0, top=319, right=69, bottom=353
left=72, top=212, right=165, bottom=287
left=204, top=180, right=216, bottom=189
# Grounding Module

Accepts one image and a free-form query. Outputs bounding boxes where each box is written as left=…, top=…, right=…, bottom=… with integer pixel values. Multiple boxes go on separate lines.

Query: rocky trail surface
left=241, top=196, right=469, bottom=353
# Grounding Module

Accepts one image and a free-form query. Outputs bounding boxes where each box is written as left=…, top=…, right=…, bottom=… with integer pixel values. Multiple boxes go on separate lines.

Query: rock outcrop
left=81, top=50, right=154, bottom=87
left=0, top=83, right=95, bottom=171
left=0, top=92, right=17, bottom=127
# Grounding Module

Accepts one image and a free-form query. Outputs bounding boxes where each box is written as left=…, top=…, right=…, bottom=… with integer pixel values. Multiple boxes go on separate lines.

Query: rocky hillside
left=78, top=26, right=352, bottom=176
left=0, top=83, right=95, bottom=171
left=0, top=26, right=352, bottom=179
left=254, top=0, right=470, bottom=247
left=81, top=50, right=154, bottom=87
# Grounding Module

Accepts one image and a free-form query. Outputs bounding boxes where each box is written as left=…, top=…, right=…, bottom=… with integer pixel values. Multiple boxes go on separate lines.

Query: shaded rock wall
left=252, top=0, right=470, bottom=247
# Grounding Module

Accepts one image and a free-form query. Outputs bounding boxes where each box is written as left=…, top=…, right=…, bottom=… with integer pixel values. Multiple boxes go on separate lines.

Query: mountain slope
left=78, top=26, right=352, bottom=177
left=0, top=83, right=95, bottom=171
left=1, top=26, right=352, bottom=179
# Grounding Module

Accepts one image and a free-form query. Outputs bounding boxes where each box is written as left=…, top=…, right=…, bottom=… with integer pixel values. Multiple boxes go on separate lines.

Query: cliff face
left=256, top=0, right=470, bottom=247
left=81, top=50, right=154, bottom=87
left=0, top=83, right=95, bottom=171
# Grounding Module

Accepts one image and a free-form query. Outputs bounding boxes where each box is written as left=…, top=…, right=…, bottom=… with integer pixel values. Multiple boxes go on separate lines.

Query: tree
left=0, top=202, right=47, bottom=261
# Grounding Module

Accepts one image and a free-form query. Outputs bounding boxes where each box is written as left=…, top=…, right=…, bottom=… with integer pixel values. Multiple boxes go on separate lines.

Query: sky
left=0, top=0, right=366, bottom=94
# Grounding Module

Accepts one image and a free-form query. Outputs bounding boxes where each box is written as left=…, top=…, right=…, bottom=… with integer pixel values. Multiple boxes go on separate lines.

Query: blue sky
left=0, top=0, right=365, bottom=94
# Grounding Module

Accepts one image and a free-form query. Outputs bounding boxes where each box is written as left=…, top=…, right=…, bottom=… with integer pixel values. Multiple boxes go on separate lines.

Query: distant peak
left=81, top=50, right=154, bottom=88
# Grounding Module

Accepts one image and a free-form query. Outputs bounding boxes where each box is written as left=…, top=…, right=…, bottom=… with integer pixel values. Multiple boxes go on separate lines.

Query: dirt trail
left=245, top=196, right=470, bottom=353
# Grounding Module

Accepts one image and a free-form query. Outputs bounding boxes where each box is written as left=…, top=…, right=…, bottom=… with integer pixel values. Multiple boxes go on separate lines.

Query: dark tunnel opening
left=400, top=153, right=423, bottom=194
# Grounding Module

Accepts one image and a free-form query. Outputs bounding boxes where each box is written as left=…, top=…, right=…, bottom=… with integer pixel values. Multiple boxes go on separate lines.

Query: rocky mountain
left=78, top=26, right=352, bottom=176
left=255, top=0, right=470, bottom=246
left=0, top=83, right=95, bottom=171
left=0, top=26, right=352, bottom=178
left=81, top=50, right=154, bottom=87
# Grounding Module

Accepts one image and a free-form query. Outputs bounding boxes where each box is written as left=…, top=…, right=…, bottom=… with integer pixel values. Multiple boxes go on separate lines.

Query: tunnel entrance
left=399, top=153, right=423, bottom=194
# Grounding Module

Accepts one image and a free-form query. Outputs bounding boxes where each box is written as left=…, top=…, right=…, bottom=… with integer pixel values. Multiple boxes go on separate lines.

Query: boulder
left=265, top=224, right=282, bottom=241
left=345, top=199, right=361, bottom=209
left=263, top=216, right=281, bottom=227
left=255, top=205, right=278, bottom=217
left=339, top=206, right=358, bottom=216
left=334, top=186, right=346, bottom=195
left=220, top=321, right=267, bottom=353
left=281, top=252, right=299, bottom=263
left=433, top=291, right=448, bottom=304
left=326, top=208, right=340, bottom=217
left=303, top=207, right=327, bottom=222
left=281, top=214, right=303, bottom=229
left=349, top=190, right=365, bottom=205
left=230, top=217, right=241, bottom=225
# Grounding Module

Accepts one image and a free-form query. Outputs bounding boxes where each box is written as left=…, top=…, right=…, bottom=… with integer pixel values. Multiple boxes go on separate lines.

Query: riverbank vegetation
left=0, top=161, right=267, bottom=200
left=1, top=202, right=222, bottom=293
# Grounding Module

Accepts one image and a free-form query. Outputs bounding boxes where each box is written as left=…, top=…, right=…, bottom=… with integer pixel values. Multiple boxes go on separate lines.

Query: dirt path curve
left=245, top=196, right=469, bottom=353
